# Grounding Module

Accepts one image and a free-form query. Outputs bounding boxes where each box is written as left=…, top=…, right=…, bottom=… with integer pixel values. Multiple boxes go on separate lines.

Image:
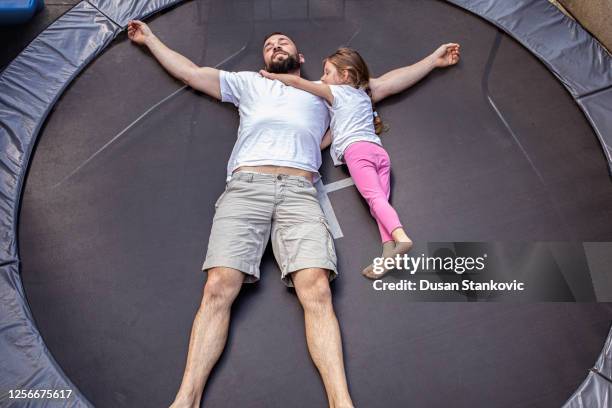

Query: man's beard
left=267, top=53, right=301, bottom=73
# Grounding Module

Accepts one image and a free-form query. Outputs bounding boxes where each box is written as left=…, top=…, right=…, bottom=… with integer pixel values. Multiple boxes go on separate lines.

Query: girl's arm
left=259, top=70, right=334, bottom=104
left=369, top=43, right=460, bottom=103
left=320, top=129, right=332, bottom=150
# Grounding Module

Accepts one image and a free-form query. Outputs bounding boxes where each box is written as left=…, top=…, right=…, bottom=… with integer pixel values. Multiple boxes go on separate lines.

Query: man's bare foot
left=362, top=240, right=413, bottom=279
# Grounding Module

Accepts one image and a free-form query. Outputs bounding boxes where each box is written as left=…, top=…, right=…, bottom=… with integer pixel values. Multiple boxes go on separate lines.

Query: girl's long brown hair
left=324, top=47, right=384, bottom=135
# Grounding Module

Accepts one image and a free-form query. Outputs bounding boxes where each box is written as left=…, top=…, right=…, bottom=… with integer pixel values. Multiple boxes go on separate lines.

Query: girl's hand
left=259, top=69, right=276, bottom=79
left=431, top=43, right=460, bottom=68
left=259, top=70, right=332, bottom=103
left=259, top=70, right=298, bottom=88
left=259, top=70, right=278, bottom=80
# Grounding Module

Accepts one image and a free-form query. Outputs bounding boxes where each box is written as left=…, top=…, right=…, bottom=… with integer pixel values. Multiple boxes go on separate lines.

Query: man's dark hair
left=263, top=31, right=289, bottom=46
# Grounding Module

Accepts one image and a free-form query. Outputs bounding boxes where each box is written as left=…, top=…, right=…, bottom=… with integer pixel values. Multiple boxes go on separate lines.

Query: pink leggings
left=343, top=141, right=402, bottom=242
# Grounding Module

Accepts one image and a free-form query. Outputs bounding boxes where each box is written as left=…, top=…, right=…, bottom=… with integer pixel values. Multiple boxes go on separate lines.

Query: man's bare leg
left=170, top=267, right=245, bottom=408
left=292, top=268, right=354, bottom=408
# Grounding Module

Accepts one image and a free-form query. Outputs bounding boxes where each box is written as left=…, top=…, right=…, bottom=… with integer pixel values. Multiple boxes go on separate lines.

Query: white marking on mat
left=315, top=177, right=355, bottom=239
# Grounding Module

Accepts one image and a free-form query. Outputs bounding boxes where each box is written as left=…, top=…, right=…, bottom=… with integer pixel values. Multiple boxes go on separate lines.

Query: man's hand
left=127, top=20, right=155, bottom=46
left=431, top=43, right=460, bottom=68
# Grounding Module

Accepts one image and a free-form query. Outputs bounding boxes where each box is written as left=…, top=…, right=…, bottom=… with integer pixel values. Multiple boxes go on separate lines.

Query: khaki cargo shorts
left=202, top=171, right=337, bottom=287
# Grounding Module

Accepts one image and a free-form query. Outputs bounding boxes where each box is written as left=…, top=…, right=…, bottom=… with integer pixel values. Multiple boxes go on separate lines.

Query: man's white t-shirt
left=219, top=71, right=330, bottom=181
left=327, top=84, right=382, bottom=166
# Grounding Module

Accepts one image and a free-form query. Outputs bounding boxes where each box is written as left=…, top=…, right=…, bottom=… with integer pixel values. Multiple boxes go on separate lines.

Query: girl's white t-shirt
left=327, top=84, right=382, bottom=165
left=219, top=71, right=330, bottom=181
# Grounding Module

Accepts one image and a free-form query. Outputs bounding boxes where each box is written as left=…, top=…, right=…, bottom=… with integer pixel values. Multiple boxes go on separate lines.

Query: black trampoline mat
left=18, top=0, right=612, bottom=407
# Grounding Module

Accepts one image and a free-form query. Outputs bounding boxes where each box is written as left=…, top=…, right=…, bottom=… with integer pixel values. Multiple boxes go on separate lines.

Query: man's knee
left=294, top=269, right=333, bottom=310
left=202, top=267, right=244, bottom=308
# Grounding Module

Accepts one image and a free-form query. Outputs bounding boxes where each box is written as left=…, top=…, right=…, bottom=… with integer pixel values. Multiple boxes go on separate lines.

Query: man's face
left=263, top=34, right=303, bottom=74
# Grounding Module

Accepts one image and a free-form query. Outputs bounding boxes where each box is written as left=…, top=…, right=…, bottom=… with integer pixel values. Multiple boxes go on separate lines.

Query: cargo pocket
left=319, top=217, right=338, bottom=269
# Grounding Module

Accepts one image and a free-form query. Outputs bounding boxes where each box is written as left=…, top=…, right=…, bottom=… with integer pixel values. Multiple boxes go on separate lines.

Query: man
left=127, top=20, right=459, bottom=408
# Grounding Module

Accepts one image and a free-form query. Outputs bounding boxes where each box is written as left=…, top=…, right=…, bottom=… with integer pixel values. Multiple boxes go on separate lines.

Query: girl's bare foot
left=362, top=239, right=413, bottom=279
left=361, top=241, right=394, bottom=278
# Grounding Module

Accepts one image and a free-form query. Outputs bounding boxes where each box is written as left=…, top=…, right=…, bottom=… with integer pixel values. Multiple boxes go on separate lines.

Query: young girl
left=260, top=47, right=451, bottom=279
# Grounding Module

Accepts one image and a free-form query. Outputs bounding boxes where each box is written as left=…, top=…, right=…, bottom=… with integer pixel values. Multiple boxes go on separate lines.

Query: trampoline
left=2, top=0, right=612, bottom=407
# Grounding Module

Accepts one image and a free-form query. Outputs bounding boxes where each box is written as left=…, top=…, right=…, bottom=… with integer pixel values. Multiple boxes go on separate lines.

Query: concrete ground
left=558, top=0, right=612, bottom=53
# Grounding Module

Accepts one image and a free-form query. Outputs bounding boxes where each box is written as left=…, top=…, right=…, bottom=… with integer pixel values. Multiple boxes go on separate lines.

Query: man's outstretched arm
left=369, top=43, right=460, bottom=103
left=128, top=20, right=221, bottom=100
